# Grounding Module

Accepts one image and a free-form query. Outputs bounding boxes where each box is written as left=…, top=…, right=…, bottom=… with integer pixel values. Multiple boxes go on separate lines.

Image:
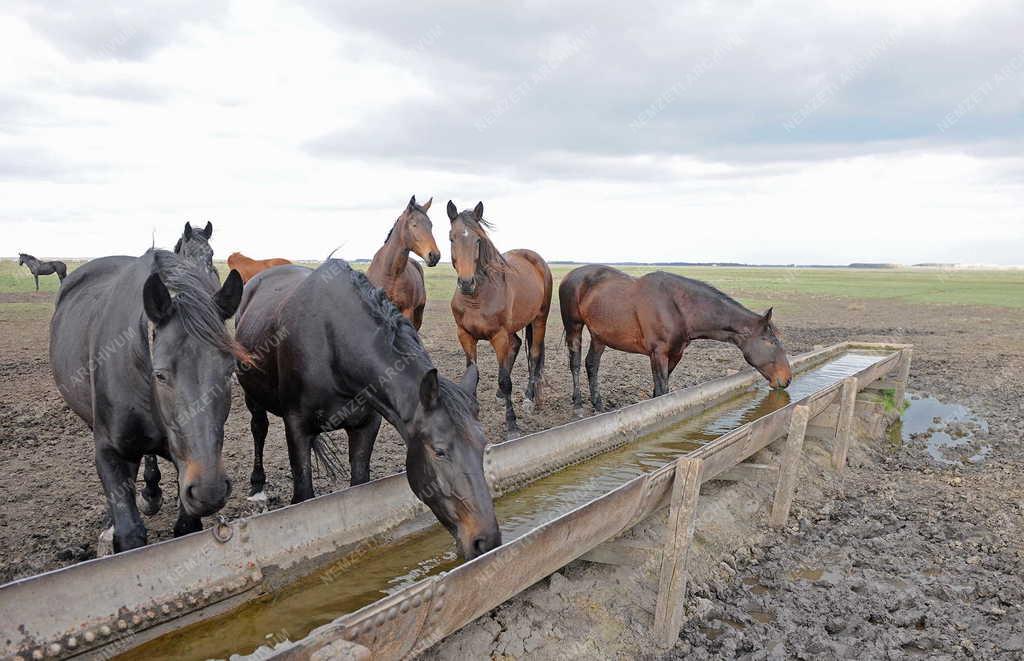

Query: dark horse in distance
left=18, top=253, right=67, bottom=290
left=173, top=221, right=218, bottom=283
left=234, top=259, right=501, bottom=559
left=560, top=265, right=792, bottom=413
left=366, top=195, right=441, bottom=329
left=448, top=201, right=552, bottom=436
left=50, top=249, right=245, bottom=552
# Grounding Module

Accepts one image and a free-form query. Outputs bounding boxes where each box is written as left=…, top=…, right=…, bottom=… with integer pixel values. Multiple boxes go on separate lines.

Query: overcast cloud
left=2, top=0, right=1022, bottom=264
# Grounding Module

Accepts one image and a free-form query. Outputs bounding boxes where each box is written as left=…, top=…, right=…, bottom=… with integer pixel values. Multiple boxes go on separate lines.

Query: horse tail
left=311, top=431, right=345, bottom=482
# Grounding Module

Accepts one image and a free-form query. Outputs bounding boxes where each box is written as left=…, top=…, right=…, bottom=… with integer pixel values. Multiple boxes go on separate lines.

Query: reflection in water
left=121, top=353, right=883, bottom=661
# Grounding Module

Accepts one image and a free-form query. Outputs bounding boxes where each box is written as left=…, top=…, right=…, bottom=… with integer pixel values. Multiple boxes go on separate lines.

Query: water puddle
left=120, top=352, right=887, bottom=660
left=890, top=394, right=990, bottom=465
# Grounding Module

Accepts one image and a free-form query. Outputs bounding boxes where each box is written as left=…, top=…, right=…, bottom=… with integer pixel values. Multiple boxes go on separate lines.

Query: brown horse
left=560, top=265, right=792, bottom=413
left=448, top=201, right=552, bottom=436
left=227, top=252, right=292, bottom=283
left=366, top=195, right=440, bottom=329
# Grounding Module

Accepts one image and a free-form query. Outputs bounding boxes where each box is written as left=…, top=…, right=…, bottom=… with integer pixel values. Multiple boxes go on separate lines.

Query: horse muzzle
left=458, top=525, right=502, bottom=560
left=427, top=251, right=441, bottom=267
left=180, top=472, right=232, bottom=517
left=458, top=277, right=477, bottom=295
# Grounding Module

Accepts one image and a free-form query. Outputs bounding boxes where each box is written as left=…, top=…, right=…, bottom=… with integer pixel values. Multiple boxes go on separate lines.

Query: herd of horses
left=37, top=197, right=793, bottom=561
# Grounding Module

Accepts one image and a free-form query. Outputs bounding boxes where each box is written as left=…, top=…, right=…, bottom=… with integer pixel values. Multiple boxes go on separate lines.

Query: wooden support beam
left=579, top=538, right=658, bottom=567
left=714, top=462, right=779, bottom=482
left=831, top=377, right=858, bottom=473
left=862, top=378, right=900, bottom=391
left=654, top=457, right=703, bottom=648
left=893, top=348, right=913, bottom=405
left=769, top=405, right=809, bottom=528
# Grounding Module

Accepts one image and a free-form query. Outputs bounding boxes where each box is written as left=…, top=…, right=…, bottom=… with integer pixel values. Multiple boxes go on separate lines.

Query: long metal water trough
left=0, top=341, right=912, bottom=661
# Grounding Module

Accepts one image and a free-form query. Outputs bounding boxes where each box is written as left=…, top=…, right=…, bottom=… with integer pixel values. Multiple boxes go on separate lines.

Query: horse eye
left=154, top=371, right=169, bottom=384
left=434, top=447, right=448, bottom=459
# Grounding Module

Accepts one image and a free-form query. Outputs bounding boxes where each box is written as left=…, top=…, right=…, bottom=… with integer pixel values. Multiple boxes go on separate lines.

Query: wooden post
left=770, top=405, right=810, bottom=528
left=831, top=377, right=858, bottom=473
left=893, top=348, right=913, bottom=405
left=653, top=456, right=702, bottom=648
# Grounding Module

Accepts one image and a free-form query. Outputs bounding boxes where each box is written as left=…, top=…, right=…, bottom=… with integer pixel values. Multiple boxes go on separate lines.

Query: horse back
left=503, top=249, right=552, bottom=325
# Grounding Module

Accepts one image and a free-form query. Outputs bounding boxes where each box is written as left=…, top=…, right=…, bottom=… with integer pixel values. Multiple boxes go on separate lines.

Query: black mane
left=456, top=212, right=507, bottom=281
left=331, top=258, right=480, bottom=426
left=149, top=250, right=247, bottom=361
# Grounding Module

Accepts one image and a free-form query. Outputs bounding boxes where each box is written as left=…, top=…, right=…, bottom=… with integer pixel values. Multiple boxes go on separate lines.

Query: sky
left=2, top=1, right=1022, bottom=265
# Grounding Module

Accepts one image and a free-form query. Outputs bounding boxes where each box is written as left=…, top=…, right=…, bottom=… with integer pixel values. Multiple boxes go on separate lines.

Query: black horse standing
left=50, top=249, right=244, bottom=552
left=234, top=259, right=501, bottom=559
left=18, top=253, right=67, bottom=291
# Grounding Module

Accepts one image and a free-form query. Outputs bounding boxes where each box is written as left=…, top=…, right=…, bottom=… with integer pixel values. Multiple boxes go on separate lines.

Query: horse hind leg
left=523, top=317, right=547, bottom=412
left=137, top=455, right=163, bottom=515
left=34, top=274, right=39, bottom=291
left=565, top=321, right=585, bottom=416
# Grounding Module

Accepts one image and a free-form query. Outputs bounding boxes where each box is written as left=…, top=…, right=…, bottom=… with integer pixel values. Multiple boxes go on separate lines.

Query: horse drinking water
left=50, top=249, right=245, bottom=552
left=448, top=201, right=552, bottom=436
left=234, top=259, right=500, bottom=559
left=559, top=265, right=792, bottom=413
left=366, top=195, right=441, bottom=329
left=18, top=253, right=67, bottom=290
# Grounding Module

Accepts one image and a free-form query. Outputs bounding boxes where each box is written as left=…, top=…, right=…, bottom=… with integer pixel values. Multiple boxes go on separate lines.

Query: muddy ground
left=1, top=286, right=1022, bottom=658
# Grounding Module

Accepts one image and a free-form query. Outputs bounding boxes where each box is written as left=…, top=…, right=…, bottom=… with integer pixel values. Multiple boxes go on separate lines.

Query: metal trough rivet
left=437, top=584, right=447, bottom=596
left=116, top=619, right=128, bottom=631
left=175, top=600, right=185, bottom=610
left=400, top=602, right=409, bottom=614
left=47, top=643, right=61, bottom=656
left=83, top=631, right=96, bottom=643
left=213, top=586, right=224, bottom=596
left=66, top=637, right=78, bottom=649
left=433, top=599, right=445, bottom=612
left=13, top=655, right=25, bottom=661
left=145, top=610, right=156, bottom=620
left=99, top=625, right=111, bottom=637
left=187, top=596, right=197, bottom=606
left=31, top=650, right=44, bottom=660
left=412, top=595, right=421, bottom=607
left=374, top=614, right=386, bottom=627
left=131, top=614, right=142, bottom=626
left=161, top=604, right=171, bottom=615
left=251, top=571, right=261, bottom=582
left=387, top=607, right=397, bottom=620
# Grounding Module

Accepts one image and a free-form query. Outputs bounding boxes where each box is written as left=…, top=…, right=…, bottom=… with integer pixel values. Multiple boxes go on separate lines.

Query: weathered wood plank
left=579, top=538, right=658, bottom=567
left=769, top=405, right=810, bottom=528
left=894, top=348, right=913, bottom=404
left=654, top=457, right=703, bottom=647
left=714, top=462, right=779, bottom=482
left=831, top=377, right=858, bottom=472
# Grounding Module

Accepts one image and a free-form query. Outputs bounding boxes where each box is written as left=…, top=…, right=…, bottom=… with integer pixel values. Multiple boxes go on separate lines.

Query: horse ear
left=183, top=222, right=193, bottom=240
left=460, top=363, right=479, bottom=399
left=419, top=368, right=440, bottom=410
left=143, top=273, right=173, bottom=325
left=421, top=196, right=432, bottom=212
left=215, top=270, right=244, bottom=319
left=762, top=308, right=774, bottom=324
left=447, top=200, right=458, bottom=221
left=408, top=195, right=417, bottom=209
left=203, top=221, right=213, bottom=238
left=473, top=202, right=484, bottom=220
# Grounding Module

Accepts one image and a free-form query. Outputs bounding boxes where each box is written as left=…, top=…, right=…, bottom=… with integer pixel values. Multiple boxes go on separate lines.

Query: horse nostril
left=473, top=537, right=490, bottom=556
left=185, top=484, right=197, bottom=502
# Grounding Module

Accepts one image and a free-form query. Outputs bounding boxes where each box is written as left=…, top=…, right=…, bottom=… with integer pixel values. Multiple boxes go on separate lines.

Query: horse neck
left=372, top=222, right=411, bottom=281
left=682, top=290, right=760, bottom=345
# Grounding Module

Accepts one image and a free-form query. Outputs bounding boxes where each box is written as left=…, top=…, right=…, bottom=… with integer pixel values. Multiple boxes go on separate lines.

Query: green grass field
left=2, top=260, right=1021, bottom=309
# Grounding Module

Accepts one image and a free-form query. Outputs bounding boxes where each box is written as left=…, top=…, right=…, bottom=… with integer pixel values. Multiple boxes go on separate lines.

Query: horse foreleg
left=95, top=444, right=147, bottom=552
left=245, top=395, right=269, bottom=499
left=139, top=455, right=163, bottom=515
left=346, top=413, right=381, bottom=486
left=650, top=349, right=671, bottom=398
left=491, top=332, right=521, bottom=437
left=284, top=414, right=315, bottom=504
left=457, top=326, right=478, bottom=366
left=412, top=304, right=425, bottom=331
left=34, top=274, right=39, bottom=291
left=585, top=338, right=607, bottom=412
left=524, top=317, right=547, bottom=409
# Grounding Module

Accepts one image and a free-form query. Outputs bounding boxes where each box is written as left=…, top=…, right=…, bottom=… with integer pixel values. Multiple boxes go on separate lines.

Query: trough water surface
left=121, top=352, right=885, bottom=660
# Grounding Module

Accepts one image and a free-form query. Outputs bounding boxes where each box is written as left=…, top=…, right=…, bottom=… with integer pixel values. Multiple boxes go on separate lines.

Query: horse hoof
left=522, top=399, right=535, bottom=415
left=573, top=406, right=585, bottom=419
left=137, top=493, right=162, bottom=516
left=495, top=390, right=505, bottom=400
left=97, top=526, right=115, bottom=557
left=247, top=491, right=268, bottom=503
left=506, top=428, right=521, bottom=440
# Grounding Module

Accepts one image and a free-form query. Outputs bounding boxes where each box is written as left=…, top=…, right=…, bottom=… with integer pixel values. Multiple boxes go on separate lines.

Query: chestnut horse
left=560, top=265, right=792, bottom=413
left=448, top=201, right=552, bottom=436
left=227, top=252, right=292, bottom=283
left=366, top=195, right=440, bottom=329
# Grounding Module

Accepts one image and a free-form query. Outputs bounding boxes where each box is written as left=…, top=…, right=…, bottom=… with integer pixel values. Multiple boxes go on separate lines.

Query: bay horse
left=50, top=249, right=245, bottom=552
left=234, top=259, right=500, bottom=559
left=559, top=265, right=792, bottom=413
left=18, top=253, right=67, bottom=290
left=366, top=195, right=440, bottom=329
left=448, top=201, right=552, bottom=436
left=227, top=252, right=292, bottom=283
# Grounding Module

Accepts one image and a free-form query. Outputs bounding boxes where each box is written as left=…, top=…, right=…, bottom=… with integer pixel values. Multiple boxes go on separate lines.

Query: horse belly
left=580, top=293, right=645, bottom=354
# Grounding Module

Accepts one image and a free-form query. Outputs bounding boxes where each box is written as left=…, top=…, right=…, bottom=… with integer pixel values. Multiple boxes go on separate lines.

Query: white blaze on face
left=462, top=229, right=469, bottom=237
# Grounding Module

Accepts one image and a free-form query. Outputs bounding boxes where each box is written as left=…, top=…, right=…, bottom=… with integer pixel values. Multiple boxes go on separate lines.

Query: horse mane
left=666, top=272, right=776, bottom=335
left=149, top=250, right=252, bottom=364
left=457, top=213, right=508, bottom=281
left=383, top=202, right=430, bottom=245
left=19, top=253, right=36, bottom=261
left=329, top=258, right=480, bottom=429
